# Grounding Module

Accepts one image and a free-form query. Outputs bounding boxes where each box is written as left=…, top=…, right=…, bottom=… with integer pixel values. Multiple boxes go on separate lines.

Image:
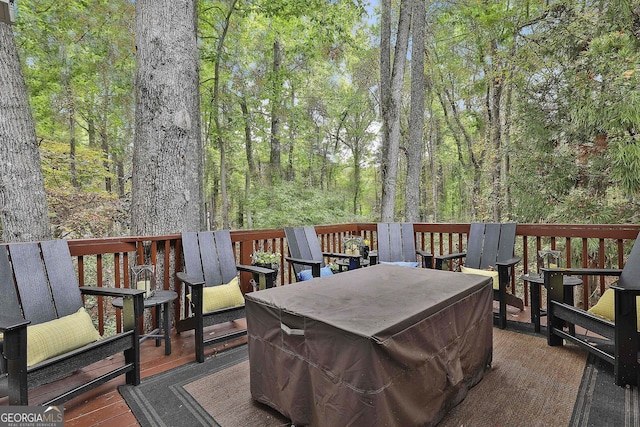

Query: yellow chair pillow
left=461, top=266, right=499, bottom=290
left=189, top=277, right=245, bottom=313
left=27, top=307, right=101, bottom=367
left=588, top=288, right=640, bottom=330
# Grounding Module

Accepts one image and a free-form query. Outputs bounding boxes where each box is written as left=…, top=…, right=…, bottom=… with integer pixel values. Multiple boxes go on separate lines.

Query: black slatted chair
left=434, top=222, right=523, bottom=329
left=284, top=226, right=363, bottom=281
left=176, top=230, right=274, bottom=363
left=373, top=223, right=433, bottom=268
left=545, top=233, right=640, bottom=386
left=0, top=240, right=144, bottom=406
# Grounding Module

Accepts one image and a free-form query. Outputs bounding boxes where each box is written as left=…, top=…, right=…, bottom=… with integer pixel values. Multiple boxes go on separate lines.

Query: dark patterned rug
left=119, top=346, right=248, bottom=427
left=570, top=353, right=640, bottom=426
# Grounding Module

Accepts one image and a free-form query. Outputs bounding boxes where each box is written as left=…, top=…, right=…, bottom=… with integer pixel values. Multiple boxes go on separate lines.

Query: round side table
left=522, top=273, right=582, bottom=333
left=112, top=289, right=177, bottom=355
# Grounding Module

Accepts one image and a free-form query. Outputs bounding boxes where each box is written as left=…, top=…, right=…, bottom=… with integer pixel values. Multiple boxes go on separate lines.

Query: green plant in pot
left=251, top=250, right=281, bottom=271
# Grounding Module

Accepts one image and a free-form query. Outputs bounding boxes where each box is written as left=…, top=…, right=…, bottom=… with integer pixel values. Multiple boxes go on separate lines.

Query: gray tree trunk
left=405, top=0, right=425, bottom=223
left=380, top=0, right=411, bottom=222
left=0, top=21, right=52, bottom=243
left=131, top=0, right=203, bottom=235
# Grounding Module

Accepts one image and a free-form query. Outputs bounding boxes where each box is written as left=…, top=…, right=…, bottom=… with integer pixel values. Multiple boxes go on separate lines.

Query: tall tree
left=0, top=6, right=52, bottom=242
left=380, top=0, right=411, bottom=221
left=131, top=0, right=203, bottom=235
left=405, top=0, right=425, bottom=222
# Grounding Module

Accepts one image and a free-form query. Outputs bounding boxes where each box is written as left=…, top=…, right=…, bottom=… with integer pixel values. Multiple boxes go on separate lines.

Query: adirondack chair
left=284, top=226, right=363, bottom=281
left=0, top=240, right=144, bottom=406
left=373, top=223, right=433, bottom=268
left=176, top=230, right=275, bottom=363
left=545, top=232, right=640, bottom=386
left=434, top=222, right=523, bottom=329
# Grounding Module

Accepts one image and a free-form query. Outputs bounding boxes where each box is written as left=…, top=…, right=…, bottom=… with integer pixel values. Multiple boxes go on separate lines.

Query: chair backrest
left=618, top=232, right=640, bottom=289
left=0, top=240, right=83, bottom=325
left=181, top=231, right=238, bottom=288
left=376, top=223, right=417, bottom=263
left=465, top=223, right=517, bottom=270
left=284, top=226, right=325, bottom=275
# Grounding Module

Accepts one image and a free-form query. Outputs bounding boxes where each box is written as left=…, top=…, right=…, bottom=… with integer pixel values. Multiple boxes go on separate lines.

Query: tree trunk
left=62, top=63, right=79, bottom=189
left=269, top=38, right=283, bottom=184
left=211, top=0, right=237, bottom=230
left=405, top=0, right=425, bottom=223
left=380, top=0, right=411, bottom=222
left=240, top=97, right=256, bottom=229
left=379, top=0, right=391, bottom=218
left=0, top=21, right=52, bottom=242
left=488, top=37, right=503, bottom=221
left=131, top=0, right=203, bottom=235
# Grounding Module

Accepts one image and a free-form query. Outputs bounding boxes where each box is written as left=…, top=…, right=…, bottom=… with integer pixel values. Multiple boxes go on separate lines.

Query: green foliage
left=40, top=140, right=126, bottom=238
left=247, top=182, right=364, bottom=229
left=11, top=0, right=640, bottom=234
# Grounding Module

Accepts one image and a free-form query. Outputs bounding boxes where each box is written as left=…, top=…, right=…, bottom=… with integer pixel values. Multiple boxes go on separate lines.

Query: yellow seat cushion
left=461, top=266, right=499, bottom=290
left=588, top=288, right=640, bottom=330
left=189, top=277, right=244, bottom=313
left=27, top=307, right=101, bottom=367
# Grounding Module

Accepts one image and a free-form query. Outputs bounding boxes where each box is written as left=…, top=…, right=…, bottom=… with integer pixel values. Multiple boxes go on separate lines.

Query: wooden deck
left=5, top=309, right=535, bottom=426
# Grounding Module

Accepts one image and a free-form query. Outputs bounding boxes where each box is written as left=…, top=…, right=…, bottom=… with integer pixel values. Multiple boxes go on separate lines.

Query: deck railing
left=58, top=223, right=640, bottom=335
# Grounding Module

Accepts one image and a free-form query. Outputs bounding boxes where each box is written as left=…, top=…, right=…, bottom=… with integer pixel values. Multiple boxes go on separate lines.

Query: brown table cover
left=245, top=264, right=493, bottom=426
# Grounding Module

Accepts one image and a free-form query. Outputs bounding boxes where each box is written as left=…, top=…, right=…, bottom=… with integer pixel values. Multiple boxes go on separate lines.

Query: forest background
left=2, top=0, right=640, bottom=241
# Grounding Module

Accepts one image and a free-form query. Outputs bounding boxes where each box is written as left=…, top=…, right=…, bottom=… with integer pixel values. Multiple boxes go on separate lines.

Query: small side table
left=112, top=289, right=177, bottom=355
left=522, top=273, right=582, bottom=333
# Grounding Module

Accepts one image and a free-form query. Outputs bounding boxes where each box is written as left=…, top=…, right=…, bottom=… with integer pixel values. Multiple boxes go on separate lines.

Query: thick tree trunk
left=380, top=0, right=411, bottom=222
left=131, top=0, right=203, bottom=235
left=405, top=0, right=425, bottom=223
left=0, top=21, right=52, bottom=242
left=379, top=0, right=391, bottom=218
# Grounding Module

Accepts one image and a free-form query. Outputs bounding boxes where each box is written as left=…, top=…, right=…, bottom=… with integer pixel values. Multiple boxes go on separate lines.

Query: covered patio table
left=245, top=263, right=493, bottom=426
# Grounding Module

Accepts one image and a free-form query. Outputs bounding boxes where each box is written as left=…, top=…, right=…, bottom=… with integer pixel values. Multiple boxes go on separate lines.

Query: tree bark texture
left=380, top=0, right=411, bottom=222
left=0, top=21, right=52, bottom=242
left=269, top=38, right=283, bottom=184
left=131, top=0, right=203, bottom=235
left=405, top=0, right=425, bottom=223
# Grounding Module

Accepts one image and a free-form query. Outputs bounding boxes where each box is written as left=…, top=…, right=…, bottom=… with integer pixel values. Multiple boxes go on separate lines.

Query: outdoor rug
left=570, top=353, right=640, bottom=427
left=120, top=326, right=635, bottom=426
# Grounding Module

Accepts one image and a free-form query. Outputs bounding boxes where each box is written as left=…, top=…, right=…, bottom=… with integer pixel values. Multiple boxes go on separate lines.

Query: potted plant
left=251, top=250, right=281, bottom=272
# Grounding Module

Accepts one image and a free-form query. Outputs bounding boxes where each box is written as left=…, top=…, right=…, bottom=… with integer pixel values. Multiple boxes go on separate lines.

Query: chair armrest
left=496, top=257, right=521, bottom=268
left=541, top=267, right=623, bottom=277
left=176, top=271, right=205, bottom=289
left=0, top=315, right=30, bottom=333
left=81, top=286, right=145, bottom=329
left=236, top=264, right=275, bottom=275
left=611, top=285, right=640, bottom=294
left=543, top=267, right=624, bottom=308
left=323, top=251, right=360, bottom=260
left=434, top=252, right=466, bottom=269
left=285, top=257, right=322, bottom=267
left=80, top=286, right=146, bottom=298
left=416, top=250, right=433, bottom=268
left=435, top=252, right=466, bottom=261
left=237, top=264, right=276, bottom=289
